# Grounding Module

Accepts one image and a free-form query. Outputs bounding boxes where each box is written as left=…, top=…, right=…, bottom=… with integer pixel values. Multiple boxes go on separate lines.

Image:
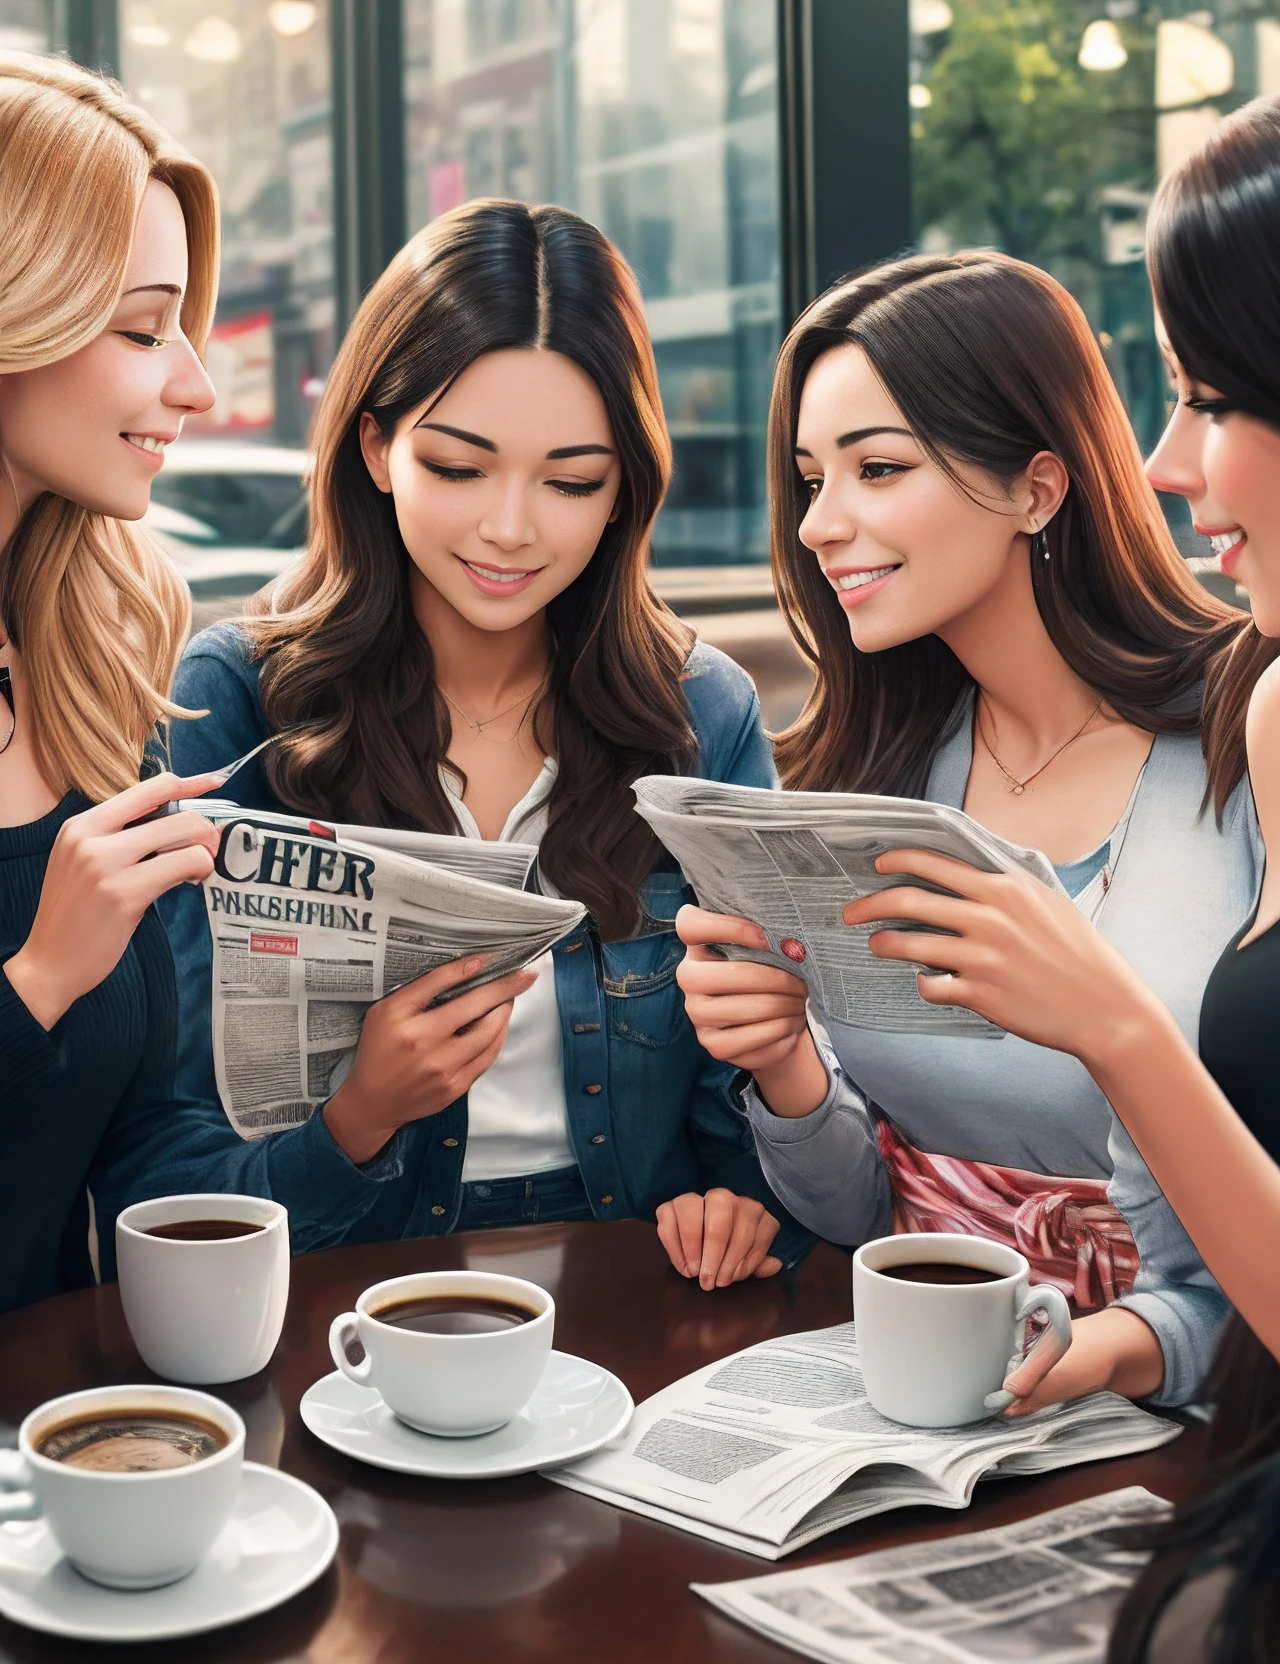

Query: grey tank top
left=822, top=704, right=1262, bottom=1179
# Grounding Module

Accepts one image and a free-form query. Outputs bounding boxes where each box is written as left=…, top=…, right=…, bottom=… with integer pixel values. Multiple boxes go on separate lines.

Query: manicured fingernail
left=686, top=1262, right=698, bottom=1278
left=463, top=957, right=482, bottom=974
left=984, top=1389, right=1015, bottom=1413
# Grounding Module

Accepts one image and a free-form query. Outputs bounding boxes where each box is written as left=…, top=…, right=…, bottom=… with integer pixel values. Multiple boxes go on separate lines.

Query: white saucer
left=0, top=1462, right=337, bottom=1644
left=299, top=1349, right=633, bottom=1479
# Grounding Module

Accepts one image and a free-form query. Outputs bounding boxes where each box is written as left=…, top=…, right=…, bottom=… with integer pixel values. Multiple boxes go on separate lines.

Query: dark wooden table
left=0, top=1222, right=1203, bottom=1662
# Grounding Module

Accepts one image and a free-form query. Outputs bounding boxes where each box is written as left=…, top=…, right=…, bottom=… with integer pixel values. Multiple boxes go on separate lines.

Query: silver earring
left=1032, top=526, right=1049, bottom=561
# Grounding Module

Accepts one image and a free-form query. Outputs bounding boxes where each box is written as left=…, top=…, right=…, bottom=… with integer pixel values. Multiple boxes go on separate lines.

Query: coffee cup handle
left=1015, top=1282, right=1073, bottom=1366
left=0, top=1450, right=41, bottom=1522
left=329, top=1312, right=374, bottom=1386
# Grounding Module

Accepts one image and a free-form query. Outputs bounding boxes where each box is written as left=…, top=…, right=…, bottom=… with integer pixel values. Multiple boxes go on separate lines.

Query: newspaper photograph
left=632, top=777, right=1068, bottom=1038
left=544, top=1323, right=1178, bottom=1558
left=693, top=1486, right=1170, bottom=1663
left=191, top=802, right=585, bottom=1137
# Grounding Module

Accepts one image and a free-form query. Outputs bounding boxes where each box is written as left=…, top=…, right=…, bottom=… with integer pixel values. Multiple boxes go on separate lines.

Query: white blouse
left=442, top=761, right=575, bottom=1183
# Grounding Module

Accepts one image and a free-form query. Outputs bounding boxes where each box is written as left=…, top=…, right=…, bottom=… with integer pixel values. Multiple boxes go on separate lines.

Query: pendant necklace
left=977, top=696, right=1103, bottom=796
left=440, top=676, right=546, bottom=736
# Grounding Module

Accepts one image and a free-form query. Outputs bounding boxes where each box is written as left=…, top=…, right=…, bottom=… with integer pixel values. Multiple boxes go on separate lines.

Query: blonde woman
left=0, top=53, right=222, bottom=1313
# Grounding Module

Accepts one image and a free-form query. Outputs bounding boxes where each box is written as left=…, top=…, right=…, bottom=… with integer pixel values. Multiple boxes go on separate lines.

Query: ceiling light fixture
left=1079, top=19, right=1128, bottom=70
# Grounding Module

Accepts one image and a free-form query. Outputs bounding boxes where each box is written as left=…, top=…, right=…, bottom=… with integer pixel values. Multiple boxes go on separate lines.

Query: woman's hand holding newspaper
left=323, top=956, right=536, bottom=1164
left=675, top=905, right=830, bottom=1118
left=843, top=848, right=1159, bottom=1067
left=4, top=772, right=221, bottom=1031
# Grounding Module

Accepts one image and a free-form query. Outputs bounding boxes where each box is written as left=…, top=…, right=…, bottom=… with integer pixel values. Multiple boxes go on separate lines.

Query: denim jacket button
left=590, top=1134, right=606, bottom=1144
left=600, top=1195, right=614, bottom=1205
left=584, top=1083, right=602, bottom=1094
left=442, top=1137, right=459, bottom=1148
left=430, top=1205, right=447, bottom=1216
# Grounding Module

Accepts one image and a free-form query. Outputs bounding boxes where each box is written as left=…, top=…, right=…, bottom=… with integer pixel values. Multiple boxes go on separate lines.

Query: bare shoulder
left=1245, top=657, right=1280, bottom=845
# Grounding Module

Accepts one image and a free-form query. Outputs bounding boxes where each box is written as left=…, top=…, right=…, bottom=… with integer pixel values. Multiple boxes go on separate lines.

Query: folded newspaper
left=693, top=1485, right=1170, bottom=1663
left=544, top=1324, right=1179, bottom=1559
left=632, top=776, right=1068, bottom=1038
left=184, top=799, right=585, bottom=1137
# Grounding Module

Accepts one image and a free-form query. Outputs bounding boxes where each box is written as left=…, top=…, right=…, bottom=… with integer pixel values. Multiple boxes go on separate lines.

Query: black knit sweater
left=0, top=793, right=183, bottom=1313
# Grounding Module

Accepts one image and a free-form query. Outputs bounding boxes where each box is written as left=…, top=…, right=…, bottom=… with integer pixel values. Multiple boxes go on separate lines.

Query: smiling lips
left=458, top=556, right=542, bottom=598
left=1204, top=528, right=1248, bottom=578
left=121, top=433, right=171, bottom=467
left=826, top=562, right=902, bottom=608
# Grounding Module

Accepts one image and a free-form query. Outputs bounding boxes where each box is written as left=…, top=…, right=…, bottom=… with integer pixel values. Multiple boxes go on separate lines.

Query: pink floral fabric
left=875, top=1117, right=1140, bottom=1310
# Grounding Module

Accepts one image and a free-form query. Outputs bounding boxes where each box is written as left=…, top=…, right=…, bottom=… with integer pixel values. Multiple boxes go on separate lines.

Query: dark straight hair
left=768, top=251, right=1238, bottom=795
left=1148, top=93, right=1280, bottom=815
left=245, top=199, right=697, bottom=941
left=1108, top=93, right=1280, bottom=1664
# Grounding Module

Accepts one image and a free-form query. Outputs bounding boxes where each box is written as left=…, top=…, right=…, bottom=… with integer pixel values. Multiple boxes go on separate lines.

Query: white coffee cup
left=329, top=1270, right=554, bottom=1437
left=852, top=1233, right=1073, bottom=1428
left=0, top=1385, right=244, bottom=1589
left=116, top=1194, right=289, bottom=1384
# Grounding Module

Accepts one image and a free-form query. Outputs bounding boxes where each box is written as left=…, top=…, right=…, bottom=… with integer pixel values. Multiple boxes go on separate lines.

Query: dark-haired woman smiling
left=118, top=199, right=810, bottom=1286
left=813, top=97, right=1280, bottom=1662
left=677, top=250, right=1261, bottom=1412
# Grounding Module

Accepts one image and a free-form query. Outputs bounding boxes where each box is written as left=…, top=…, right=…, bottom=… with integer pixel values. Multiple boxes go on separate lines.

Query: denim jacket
left=94, top=623, right=814, bottom=1271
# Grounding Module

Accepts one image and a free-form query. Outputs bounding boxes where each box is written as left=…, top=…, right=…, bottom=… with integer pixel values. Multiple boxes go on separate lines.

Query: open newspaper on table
left=692, top=1486, right=1170, bottom=1664
left=544, top=1324, right=1179, bottom=1559
left=182, top=800, right=585, bottom=1138
left=632, top=776, right=1068, bottom=1039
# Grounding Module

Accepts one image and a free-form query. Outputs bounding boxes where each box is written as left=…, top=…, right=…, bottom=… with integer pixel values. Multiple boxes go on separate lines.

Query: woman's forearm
left=1083, top=995, right=1280, bottom=1363
left=753, top=1029, right=831, bottom=1117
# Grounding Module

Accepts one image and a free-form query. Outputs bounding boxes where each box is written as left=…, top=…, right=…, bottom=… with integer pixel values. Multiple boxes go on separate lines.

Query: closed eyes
left=1185, top=395, right=1236, bottom=421
left=422, top=460, right=606, bottom=497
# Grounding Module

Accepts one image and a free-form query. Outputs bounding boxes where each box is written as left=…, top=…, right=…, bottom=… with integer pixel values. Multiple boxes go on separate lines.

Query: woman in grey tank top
left=676, top=251, right=1259, bottom=1416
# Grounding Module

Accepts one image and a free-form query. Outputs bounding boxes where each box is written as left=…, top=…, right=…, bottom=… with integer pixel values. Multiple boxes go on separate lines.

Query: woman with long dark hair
left=813, top=98, right=1280, bottom=1661
left=676, top=250, right=1259, bottom=1409
left=116, top=199, right=810, bottom=1285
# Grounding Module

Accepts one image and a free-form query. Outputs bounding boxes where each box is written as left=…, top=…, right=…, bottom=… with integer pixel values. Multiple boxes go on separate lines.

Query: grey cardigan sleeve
left=1106, top=1116, right=1229, bottom=1407
left=740, top=1021, right=893, bottom=1247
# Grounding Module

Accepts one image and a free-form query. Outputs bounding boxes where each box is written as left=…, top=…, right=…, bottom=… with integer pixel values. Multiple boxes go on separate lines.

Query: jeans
left=454, top=1165, right=595, bottom=1231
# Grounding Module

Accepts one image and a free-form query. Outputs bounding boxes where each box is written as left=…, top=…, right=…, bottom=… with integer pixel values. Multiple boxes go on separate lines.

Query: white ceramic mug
left=852, top=1233, right=1073, bottom=1428
left=0, top=1385, right=244, bottom=1589
left=329, top=1271, right=555, bottom=1436
left=116, top=1194, right=289, bottom=1384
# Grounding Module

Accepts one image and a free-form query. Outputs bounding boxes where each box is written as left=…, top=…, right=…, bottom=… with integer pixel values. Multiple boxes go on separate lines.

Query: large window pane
left=119, top=1, right=335, bottom=445
left=404, top=0, right=781, bottom=567
left=910, top=0, right=1280, bottom=550
left=0, top=2, right=49, bottom=52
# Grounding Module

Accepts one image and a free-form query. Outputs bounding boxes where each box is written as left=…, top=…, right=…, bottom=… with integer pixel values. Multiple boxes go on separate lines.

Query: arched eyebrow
left=414, top=422, right=615, bottom=461
left=794, top=425, right=914, bottom=457
left=415, top=421, right=497, bottom=451
left=122, top=283, right=184, bottom=298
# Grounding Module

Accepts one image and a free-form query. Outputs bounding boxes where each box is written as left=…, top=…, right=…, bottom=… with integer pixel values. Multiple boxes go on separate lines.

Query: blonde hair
left=0, top=51, right=219, bottom=801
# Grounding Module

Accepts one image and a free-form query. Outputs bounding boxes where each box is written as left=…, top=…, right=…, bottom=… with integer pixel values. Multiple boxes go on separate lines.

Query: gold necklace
left=978, top=697, right=1104, bottom=796
left=439, top=676, right=546, bottom=736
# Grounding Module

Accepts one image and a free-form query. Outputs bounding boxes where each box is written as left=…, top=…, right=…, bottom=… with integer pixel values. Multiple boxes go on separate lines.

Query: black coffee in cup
left=372, top=1293, right=539, bottom=1336
left=878, top=1262, right=1002, bottom=1285
left=142, top=1220, right=265, bottom=1241
left=37, top=1411, right=229, bottom=1472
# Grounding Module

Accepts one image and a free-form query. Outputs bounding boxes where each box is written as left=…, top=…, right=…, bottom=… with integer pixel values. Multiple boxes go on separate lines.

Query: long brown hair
left=0, top=52, right=218, bottom=801
left=1148, top=94, right=1280, bottom=814
left=1107, top=95, right=1280, bottom=1664
left=769, top=252, right=1238, bottom=795
left=1107, top=1316, right=1280, bottom=1664
left=247, top=198, right=696, bottom=940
